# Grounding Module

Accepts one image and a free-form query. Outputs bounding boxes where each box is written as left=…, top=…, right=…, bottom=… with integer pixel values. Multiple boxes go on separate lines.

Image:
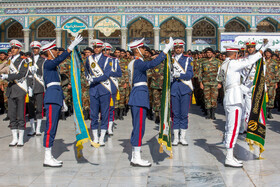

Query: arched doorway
left=160, top=18, right=185, bottom=50
left=94, top=18, right=121, bottom=48
left=257, top=18, right=277, bottom=32
left=225, top=18, right=249, bottom=32
left=128, top=18, right=154, bottom=49
left=192, top=18, right=217, bottom=50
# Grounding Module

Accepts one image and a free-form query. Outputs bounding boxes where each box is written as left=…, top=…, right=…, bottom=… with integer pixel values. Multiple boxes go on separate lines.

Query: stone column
left=88, top=28, right=94, bottom=47
left=186, top=27, right=193, bottom=50
left=218, top=27, right=225, bottom=51
left=121, top=27, right=127, bottom=50
left=55, top=28, right=62, bottom=48
left=250, top=27, right=257, bottom=33
left=153, top=27, right=160, bottom=50
left=22, top=29, right=30, bottom=52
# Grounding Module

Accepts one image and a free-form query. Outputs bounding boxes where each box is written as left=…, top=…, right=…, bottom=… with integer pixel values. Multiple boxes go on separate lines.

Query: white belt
left=225, top=83, right=240, bottom=91
left=46, top=82, right=61, bottom=88
left=133, top=82, right=147, bottom=87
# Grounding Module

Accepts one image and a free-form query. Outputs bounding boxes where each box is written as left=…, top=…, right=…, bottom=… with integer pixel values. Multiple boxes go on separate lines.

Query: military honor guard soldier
left=42, top=35, right=83, bottom=167
left=127, top=37, right=174, bottom=167
left=217, top=42, right=269, bottom=168
left=171, top=39, right=194, bottom=146
left=104, top=42, right=122, bottom=135
left=27, top=41, right=46, bottom=136
left=85, top=39, right=113, bottom=146
left=0, top=40, right=29, bottom=147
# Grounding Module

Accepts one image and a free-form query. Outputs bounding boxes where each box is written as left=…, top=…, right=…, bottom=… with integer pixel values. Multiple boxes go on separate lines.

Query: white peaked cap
left=30, top=41, right=42, bottom=49
left=10, top=40, right=23, bottom=49
left=128, top=38, right=145, bottom=49
left=41, top=40, right=56, bottom=52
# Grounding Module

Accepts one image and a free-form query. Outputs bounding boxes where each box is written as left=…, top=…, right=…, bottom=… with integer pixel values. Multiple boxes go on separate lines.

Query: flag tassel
left=159, top=144, right=163, bottom=153
left=90, top=140, right=100, bottom=148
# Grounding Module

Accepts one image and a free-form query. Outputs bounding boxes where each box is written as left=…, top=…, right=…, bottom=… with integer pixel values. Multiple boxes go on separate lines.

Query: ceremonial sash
left=88, top=56, right=111, bottom=93
left=9, top=58, right=28, bottom=92
left=110, top=59, right=119, bottom=89
left=34, top=59, right=46, bottom=87
left=173, top=58, right=193, bottom=90
left=128, top=59, right=136, bottom=86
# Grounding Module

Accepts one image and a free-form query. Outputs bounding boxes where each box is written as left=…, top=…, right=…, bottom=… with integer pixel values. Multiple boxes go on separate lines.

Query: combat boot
left=9, top=129, right=18, bottom=147
left=155, top=115, right=160, bottom=124
left=211, top=108, right=216, bottom=120
left=130, top=147, right=151, bottom=167
left=119, top=109, right=124, bottom=120
left=17, top=130, right=24, bottom=147
left=3, top=115, right=9, bottom=121
left=27, top=118, right=36, bottom=136
left=83, top=109, right=89, bottom=120
left=179, top=129, right=188, bottom=146
left=36, top=119, right=42, bottom=136
left=206, top=109, right=211, bottom=119
left=43, top=148, right=62, bottom=167
left=99, top=129, right=106, bottom=146
left=172, top=129, right=179, bottom=146
left=147, top=109, right=153, bottom=120
left=60, top=112, right=66, bottom=120
left=114, top=108, right=119, bottom=120
left=224, top=148, right=243, bottom=168
left=125, top=105, right=130, bottom=115
left=108, top=121, right=114, bottom=136
left=267, top=108, right=273, bottom=119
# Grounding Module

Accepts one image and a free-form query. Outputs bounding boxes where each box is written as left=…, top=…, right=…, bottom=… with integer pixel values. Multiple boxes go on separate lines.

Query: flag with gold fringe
left=71, top=47, right=99, bottom=158
left=246, top=58, right=266, bottom=158
left=158, top=51, right=172, bottom=158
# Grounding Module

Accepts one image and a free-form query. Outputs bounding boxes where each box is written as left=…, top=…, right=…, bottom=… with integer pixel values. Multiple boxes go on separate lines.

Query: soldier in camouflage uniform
left=264, top=49, right=279, bottom=119
left=0, top=52, right=9, bottom=117
left=60, top=55, right=72, bottom=120
left=144, top=46, right=154, bottom=120
left=81, top=47, right=93, bottom=120
left=150, top=59, right=164, bottom=124
left=191, top=52, right=203, bottom=106
left=199, top=47, right=220, bottom=119
left=114, top=48, right=129, bottom=120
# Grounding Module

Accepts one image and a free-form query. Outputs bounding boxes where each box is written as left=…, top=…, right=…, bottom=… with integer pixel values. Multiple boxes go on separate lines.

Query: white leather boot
left=17, top=130, right=25, bottom=147
left=225, top=148, right=243, bottom=168
left=172, top=129, right=179, bottom=146
left=130, top=147, right=151, bottom=167
left=92, top=129, right=99, bottom=144
left=9, top=129, right=18, bottom=147
left=180, top=129, right=188, bottom=146
left=99, top=129, right=106, bottom=146
left=36, top=119, right=42, bottom=136
left=28, top=119, right=35, bottom=136
left=108, top=121, right=114, bottom=136
left=43, top=147, right=62, bottom=167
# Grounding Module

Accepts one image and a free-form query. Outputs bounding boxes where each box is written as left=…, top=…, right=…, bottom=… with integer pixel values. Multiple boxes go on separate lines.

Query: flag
left=246, top=58, right=266, bottom=157
left=70, top=47, right=99, bottom=158
left=158, top=51, right=172, bottom=157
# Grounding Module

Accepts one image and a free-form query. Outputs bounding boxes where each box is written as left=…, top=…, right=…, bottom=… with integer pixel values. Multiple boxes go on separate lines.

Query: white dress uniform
left=217, top=44, right=264, bottom=168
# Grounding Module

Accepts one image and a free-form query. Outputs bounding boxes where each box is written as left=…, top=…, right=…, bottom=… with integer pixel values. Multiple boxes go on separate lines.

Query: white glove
left=30, top=66, right=37, bottom=74
left=163, top=37, right=174, bottom=54
left=260, top=40, right=271, bottom=52
left=28, top=87, right=33, bottom=97
left=172, top=71, right=180, bottom=78
left=1, top=74, right=8, bottom=80
left=68, top=34, right=83, bottom=51
left=61, top=100, right=68, bottom=112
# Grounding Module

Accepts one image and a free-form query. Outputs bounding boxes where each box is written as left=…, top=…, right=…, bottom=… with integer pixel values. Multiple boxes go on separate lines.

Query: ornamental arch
left=224, top=18, right=250, bottom=32
left=192, top=18, right=217, bottom=50
left=29, top=18, right=56, bottom=43
left=128, top=17, right=154, bottom=48
left=94, top=17, right=121, bottom=48
left=257, top=18, right=278, bottom=32
left=160, top=17, right=185, bottom=48
left=0, top=18, right=24, bottom=42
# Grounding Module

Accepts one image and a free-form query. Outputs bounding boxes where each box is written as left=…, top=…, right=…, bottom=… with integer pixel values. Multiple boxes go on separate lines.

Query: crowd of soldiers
left=1, top=41, right=280, bottom=126
left=0, top=36, right=279, bottom=168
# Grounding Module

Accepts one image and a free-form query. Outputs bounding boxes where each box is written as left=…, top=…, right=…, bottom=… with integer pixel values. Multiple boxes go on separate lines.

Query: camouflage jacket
left=118, top=57, right=129, bottom=88
left=59, top=58, right=71, bottom=87
left=198, top=58, right=220, bottom=85
left=265, top=58, right=279, bottom=85
left=150, top=61, right=164, bottom=89
left=191, top=58, right=200, bottom=78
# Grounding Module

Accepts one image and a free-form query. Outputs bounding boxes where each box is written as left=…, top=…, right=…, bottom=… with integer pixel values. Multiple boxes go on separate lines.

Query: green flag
left=158, top=52, right=172, bottom=157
